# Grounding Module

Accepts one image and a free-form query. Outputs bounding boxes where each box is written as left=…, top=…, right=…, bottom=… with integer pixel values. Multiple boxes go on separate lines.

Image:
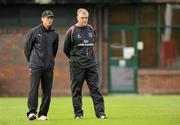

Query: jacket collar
left=40, top=24, right=55, bottom=32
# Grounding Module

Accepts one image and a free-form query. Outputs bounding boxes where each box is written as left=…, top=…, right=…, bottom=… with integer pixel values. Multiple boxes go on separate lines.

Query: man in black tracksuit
left=24, top=10, right=59, bottom=120
left=63, top=8, right=107, bottom=119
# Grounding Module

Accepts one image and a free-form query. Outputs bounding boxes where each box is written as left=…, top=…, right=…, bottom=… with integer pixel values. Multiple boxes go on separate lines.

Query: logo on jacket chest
left=84, top=40, right=89, bottom=44
left=38, top=33, right=42, bottom=37
left=88, top=32, right=93, bottom=38
left=76, top=33, right=93, bottom=39
left=77, top=33, right=82, bottom=38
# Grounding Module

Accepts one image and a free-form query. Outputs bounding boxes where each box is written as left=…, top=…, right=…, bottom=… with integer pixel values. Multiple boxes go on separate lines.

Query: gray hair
left=77, top=8, right=89, bottom=16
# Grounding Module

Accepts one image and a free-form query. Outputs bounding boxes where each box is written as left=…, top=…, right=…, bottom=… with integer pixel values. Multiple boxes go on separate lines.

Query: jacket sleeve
left=88, top=24, right=96, bottom=43
left=63, top=28, right=72, bottom=59
left=24, top=30, right=35, bottom=62
left=53, top=34, right=59, bottom=58
left=93, top=29, right=96, bottom=43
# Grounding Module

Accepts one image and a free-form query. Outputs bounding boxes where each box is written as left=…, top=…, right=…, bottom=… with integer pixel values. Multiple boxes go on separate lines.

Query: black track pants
left=27, top=68, right=53, bottom=117
left=70, top=63, right=106, bottom=118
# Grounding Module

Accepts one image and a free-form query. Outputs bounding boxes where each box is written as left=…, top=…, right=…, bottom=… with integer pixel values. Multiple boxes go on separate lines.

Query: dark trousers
left=70, top=63, right=105, bottom=118
left=27, top=68, right=53, bottom=117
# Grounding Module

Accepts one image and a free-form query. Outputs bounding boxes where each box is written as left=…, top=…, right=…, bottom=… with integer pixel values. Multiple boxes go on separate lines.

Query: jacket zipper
left=86, top=47, right=89, bottom=56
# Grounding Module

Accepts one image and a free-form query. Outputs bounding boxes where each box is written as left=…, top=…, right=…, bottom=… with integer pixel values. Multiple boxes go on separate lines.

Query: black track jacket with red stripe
left=63, top=24, right=97, bottom=68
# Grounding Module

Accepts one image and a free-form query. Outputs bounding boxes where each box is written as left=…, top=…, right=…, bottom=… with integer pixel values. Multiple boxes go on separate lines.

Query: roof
left=0, top=0, right=180, bottom=4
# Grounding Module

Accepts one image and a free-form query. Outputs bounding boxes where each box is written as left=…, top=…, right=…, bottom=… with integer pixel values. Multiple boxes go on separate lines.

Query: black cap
left=42, top=10, right=54, bottom=17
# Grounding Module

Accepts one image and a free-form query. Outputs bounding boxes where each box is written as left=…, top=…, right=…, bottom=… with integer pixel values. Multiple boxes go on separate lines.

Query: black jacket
left=24, top=24, right=59, bottom=70
left=63, top=24, right=97, bottom=68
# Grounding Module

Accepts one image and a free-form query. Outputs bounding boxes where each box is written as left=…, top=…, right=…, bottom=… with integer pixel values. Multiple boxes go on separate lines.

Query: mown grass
left=0, top=95, right=180, bottom=125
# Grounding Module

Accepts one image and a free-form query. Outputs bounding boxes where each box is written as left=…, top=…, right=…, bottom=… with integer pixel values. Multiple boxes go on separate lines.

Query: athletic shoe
left=28, top=113, right=37, bottom=120
left=75, top=116, right=83, bottom=119
left=99, top=115, right=107, bottom=119
left=38, top=115, right=48, bottom=120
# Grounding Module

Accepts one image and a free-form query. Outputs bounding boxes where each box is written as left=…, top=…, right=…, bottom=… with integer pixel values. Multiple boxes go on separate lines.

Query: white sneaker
left=28, top=113, right=37, bottom=120
left=99, top=115, right=107, bottom=119
left=75, top=116, right=83, bottom=119
left=38, top=115, right=48, bottom=120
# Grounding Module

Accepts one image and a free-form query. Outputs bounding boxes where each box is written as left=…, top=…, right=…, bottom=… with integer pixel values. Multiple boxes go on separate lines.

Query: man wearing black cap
left=24, top=10, right=59, bottom=120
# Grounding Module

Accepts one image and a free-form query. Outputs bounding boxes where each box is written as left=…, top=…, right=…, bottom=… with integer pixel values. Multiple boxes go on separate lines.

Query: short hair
left=77, top=8, right=89, bottom=16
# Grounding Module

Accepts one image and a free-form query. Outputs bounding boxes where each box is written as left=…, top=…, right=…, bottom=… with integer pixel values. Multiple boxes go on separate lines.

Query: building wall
left=138, top=70, right=180, bottom=94
left=0, top=28, right=92, bottom=96
left=0, top=5, right=98, bottom=96
left=1, top=4, right=180, bottom=96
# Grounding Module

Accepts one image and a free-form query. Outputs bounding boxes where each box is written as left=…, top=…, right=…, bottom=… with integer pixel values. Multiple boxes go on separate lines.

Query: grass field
left=0, top=95, right=180, bottom=125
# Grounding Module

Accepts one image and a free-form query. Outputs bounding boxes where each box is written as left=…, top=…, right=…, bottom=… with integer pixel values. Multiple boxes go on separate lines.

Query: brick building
left=0, top=0, right=180, bottom=96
